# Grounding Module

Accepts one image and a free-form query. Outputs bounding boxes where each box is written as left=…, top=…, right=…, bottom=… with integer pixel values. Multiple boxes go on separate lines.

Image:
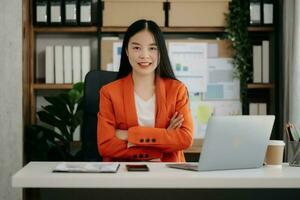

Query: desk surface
left=12, top=162, right=300, bottom=189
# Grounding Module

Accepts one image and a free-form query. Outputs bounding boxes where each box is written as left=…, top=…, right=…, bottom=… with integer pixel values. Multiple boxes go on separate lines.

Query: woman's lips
left=138, top=62, right=152, bottom=68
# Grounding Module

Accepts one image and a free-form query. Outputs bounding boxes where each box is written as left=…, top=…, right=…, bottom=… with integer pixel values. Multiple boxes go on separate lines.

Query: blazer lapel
left=155, top=76, right=168, bottom=128
left=122, top=74, right=138, bottom=128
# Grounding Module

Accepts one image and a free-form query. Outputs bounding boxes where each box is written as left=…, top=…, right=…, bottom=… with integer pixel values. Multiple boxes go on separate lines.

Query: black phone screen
left=126, top=164, right=149, bottom=171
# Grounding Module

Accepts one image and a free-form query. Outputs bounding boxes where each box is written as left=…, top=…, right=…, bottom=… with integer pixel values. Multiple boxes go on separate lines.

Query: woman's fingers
left=173, top=118, right=184, bottom=128
left=170, top=112, right=178, bottom=122
left=171, top=114, right=183, bottom=125
left=168, top=113, right=184, bottom=130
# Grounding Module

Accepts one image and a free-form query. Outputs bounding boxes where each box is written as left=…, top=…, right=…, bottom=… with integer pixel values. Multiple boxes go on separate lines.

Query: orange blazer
left=97, top=73, right=194, bottom=162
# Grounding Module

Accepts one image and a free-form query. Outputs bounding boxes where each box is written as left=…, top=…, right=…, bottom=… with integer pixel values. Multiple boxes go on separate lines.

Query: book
left=63, top=46, right=72, bottom=84
left=81, top=45, right=91, bottom=82
left=253, top=45, right=262, bottom=83
left=72, top=46, right=81, bottom=83
left=45, top=46, right=54, bottom=83
left=53, top=162, right=120, bottom=173
left=262, top=40, right=269, bottom=83
left=258, top=103, right=267, bottom=115
left=249, top=103, right=258, bottom=115
left=55, top=45, right=64, bottom=84
left=263, top=0, right=273, bottom=24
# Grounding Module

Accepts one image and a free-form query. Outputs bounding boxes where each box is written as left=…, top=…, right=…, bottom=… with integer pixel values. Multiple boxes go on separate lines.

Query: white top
left=12, top=162, right=300, bottom=189
left=134, top=92, right=155, bottom=127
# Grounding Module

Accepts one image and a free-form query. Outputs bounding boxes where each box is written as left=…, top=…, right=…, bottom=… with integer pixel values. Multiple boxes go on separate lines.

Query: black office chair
left=81, top=70, right=118, bottom=161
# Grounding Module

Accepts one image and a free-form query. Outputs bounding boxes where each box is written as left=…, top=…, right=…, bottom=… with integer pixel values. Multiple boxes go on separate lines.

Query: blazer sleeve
left=97, top=86, right=162, bottom=161
left=127, top=84, right=194, bottom=152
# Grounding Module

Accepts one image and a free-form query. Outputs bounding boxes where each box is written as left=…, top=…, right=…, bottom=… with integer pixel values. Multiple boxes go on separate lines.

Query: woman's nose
left=140, top=48, right=150, bottom=58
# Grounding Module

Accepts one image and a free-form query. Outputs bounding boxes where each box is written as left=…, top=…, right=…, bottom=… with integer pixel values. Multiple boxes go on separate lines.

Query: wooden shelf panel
left=247, top=83, right=274, bottom=89
left=247, top=26, right=274, bottom=32
left=32, top=26, right=273, bottom=34
left=101, top=27, right=226, bottom=33
left=34, top=26, right=98, bottom=33
left=32, top=84, right=73, bottom=90
left=101, top=26, right=273, bottom=33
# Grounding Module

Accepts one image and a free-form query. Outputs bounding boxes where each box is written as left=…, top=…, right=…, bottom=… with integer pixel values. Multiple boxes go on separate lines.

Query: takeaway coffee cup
left=265, top=140, right=285, bottom=167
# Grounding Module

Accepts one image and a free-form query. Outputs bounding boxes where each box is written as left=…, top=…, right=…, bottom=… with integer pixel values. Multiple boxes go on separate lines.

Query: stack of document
left=53, top=162, right=120, bottom=173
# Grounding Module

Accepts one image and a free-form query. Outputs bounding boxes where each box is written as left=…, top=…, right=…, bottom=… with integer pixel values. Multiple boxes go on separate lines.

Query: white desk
left=12, top=162, right=300, bottom=189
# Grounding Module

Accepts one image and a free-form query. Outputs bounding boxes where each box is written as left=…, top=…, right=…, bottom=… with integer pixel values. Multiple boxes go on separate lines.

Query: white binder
left=63, top=46, right=72, bottom=84
left=81, top=46, right=91, bottom=82
left=72, top=46, right=81, bottom=83
left=54, top=45, right=64, bottom=84
left=262, top=41, right=270, bottom=83
left=253, top=45, right=262, bottom=83
left=45, top=46, right=54, bottom=84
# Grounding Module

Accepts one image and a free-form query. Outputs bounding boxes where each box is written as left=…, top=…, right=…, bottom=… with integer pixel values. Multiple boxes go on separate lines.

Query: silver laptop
left=167, top=115, right=275, bottom=171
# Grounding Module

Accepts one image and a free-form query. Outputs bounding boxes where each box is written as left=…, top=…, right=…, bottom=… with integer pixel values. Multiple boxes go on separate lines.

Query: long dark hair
left=117, top=19, right=176, bottom=80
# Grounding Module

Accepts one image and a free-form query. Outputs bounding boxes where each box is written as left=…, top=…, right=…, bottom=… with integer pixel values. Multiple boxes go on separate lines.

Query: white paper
left=54, top=162, right=120, bottom=173
left=190, top=100, right=242, bottom=138
left=113, top=42, right=123, bottom=72
left=168, top=42, right=208, bottom=77
left=177, top=76, right=206, bottom=93
left=190, top=100, right=214, bottom=138
left=205, top=58, right=240, bottom=100
left=207, top=43, right=219, bottom=58
left=211, top=100, right=242, bottom=116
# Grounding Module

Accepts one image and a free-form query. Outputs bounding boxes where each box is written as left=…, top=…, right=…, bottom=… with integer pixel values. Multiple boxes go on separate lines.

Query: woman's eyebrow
left=130, top=42, right=157, bottom=46
left=130, top=42, right=141, bottom=46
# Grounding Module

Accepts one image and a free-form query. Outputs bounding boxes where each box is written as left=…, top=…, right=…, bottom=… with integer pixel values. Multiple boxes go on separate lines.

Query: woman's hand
left=167, top=112, right=184, bottom=131
left=116, top=129, right=128, bottom=141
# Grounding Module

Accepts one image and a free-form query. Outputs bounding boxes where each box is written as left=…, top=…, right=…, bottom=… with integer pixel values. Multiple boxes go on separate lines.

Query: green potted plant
left=225, top=0, right=252, bottom=97
left=26, top=82, right=84, bottom=161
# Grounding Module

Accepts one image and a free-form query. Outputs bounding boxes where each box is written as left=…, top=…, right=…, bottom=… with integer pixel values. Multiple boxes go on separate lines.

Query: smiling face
left=126, top=30, right=159, bottom=77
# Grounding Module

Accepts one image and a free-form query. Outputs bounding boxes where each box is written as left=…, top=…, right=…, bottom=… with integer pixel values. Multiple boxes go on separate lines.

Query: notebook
left=53, top=162, right=120, bottom=173
left=167, top=115, right=275, bottom=171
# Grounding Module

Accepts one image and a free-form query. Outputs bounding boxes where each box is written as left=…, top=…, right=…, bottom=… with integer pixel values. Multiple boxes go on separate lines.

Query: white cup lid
left=268, top=140, right=285, bottom=146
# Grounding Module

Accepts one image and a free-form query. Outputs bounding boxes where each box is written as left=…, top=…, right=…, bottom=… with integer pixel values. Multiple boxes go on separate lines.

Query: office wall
left=0, top=0, right=23, bottom=200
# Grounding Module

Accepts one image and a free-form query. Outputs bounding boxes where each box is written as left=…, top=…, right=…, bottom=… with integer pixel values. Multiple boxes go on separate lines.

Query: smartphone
left=126, top=164, right=149, bottom=172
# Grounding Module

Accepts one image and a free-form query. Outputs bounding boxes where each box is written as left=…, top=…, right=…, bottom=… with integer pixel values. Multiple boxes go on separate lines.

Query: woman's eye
left=150, top=47, right=157, bottom=51
left=133, top=46, right=140, bottom=50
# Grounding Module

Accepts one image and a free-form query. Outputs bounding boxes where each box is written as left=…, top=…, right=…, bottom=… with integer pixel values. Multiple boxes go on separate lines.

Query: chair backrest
left=81, top=70, right=118, bottom=161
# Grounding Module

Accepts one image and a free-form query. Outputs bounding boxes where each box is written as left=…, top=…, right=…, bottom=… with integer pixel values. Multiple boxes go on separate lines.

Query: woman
left=97, top=19, right=194, bottom=162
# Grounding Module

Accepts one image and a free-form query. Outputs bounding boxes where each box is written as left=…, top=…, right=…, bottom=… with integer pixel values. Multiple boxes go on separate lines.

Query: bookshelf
left=23, top=0, right=280, bottom=161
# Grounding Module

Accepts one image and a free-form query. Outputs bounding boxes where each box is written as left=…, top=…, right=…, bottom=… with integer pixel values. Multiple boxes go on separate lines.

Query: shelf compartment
left=101, top=26, right=273, bottom=33
left=32, top=84, right=73, bottom=90
left=34, top=26, right=98, bottom=33
left=247, top=26, right=274, bottom=32
left=101, top=27, right=226, bottom=33
left=247, top=83, right=274, bottom=89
